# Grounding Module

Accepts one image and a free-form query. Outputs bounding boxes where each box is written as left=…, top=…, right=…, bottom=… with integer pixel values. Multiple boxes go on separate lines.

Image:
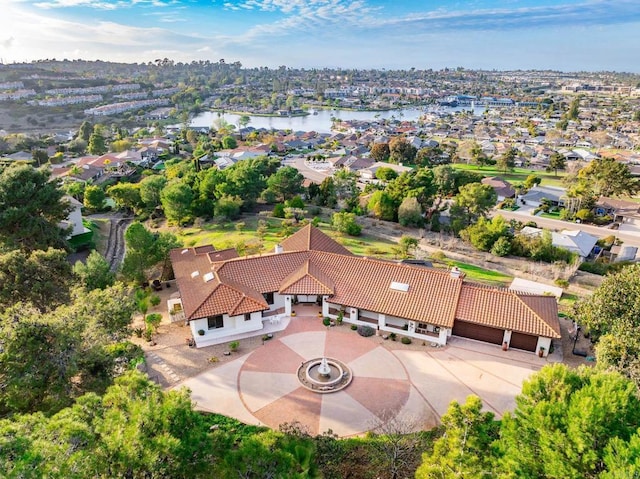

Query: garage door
left=452, top=320, right=504, bottom=345
left=509, top=332, right=538, bottom=352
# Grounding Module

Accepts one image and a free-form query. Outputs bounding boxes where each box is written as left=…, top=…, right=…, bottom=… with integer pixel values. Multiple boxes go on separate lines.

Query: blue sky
left=1, top=0, right=639, bottom=71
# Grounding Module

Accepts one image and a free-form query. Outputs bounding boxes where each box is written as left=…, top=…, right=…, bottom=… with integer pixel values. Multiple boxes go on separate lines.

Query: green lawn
left=168, top=216, right=515, bottom=287
left=451, top=164, right=566, bottom=188
left=539, top=211, right=561, bottom=220
left=173, top=218, right=399, bottom=260
left=449, top=261, right=513, bottom=286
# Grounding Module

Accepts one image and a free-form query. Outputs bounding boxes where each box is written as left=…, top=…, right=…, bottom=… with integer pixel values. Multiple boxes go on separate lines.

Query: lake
left=190, top=106, right=484, bottom=134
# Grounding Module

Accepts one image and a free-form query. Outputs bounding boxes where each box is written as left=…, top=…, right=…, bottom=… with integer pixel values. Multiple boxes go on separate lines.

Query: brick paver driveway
left=180, top=316, right=545, bottom=437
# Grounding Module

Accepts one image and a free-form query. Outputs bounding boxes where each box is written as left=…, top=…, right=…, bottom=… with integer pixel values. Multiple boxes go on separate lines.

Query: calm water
left=191, top=106, right=484, bottom=134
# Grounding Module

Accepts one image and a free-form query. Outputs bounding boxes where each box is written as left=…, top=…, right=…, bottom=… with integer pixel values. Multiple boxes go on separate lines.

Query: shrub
left=261, top=334, right=273, bottom=341
left=389, top=332, right=397, bottom=341
left=578, top=261, right=609, bottom=275
left=229, top=340, right=239, bottom=352
left=554, top=278, right=570, bottom=288
left=149, top=294, right=161, bottom=307
left=273, top=203, right=285, bottom=218
left=145, top=313, right=162, bottom=331
left=323, top=317, right=331, bottom=327
left=357, top=325, right=375, bottom=337
left=491, top=236, right=512, bottom=257
left=350, top=324, right=358, bottom=331
left=401, top=336, right=412, bottom=345
left=575, top=208, right=594, bottom=222
left=133, top=327, right=143, bottom=338
left=430, top=250, right=447, bottom=261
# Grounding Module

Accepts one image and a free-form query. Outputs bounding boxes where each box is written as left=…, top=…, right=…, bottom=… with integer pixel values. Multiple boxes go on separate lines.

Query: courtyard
left=177, top=311, right=548, bottom=437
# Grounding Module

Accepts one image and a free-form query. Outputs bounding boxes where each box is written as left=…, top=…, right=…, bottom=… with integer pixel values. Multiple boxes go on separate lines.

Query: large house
left=170, top=225, right=560, bottom=356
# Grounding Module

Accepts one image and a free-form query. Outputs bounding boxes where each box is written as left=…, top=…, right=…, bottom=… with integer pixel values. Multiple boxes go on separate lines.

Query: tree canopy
left=0, top=164, right=71, bottom=252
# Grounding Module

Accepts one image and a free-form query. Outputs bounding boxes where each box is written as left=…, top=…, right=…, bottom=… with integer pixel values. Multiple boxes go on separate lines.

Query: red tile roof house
left=170, top=225, right=560, bottom=356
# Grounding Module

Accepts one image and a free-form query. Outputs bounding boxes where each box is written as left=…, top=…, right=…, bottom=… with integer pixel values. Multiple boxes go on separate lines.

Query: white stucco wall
left=190, top=311, right=263, bottom=346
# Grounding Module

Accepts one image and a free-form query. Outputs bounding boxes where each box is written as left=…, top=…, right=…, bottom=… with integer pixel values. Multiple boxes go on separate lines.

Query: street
left=493, top=209, right=640, bottom=249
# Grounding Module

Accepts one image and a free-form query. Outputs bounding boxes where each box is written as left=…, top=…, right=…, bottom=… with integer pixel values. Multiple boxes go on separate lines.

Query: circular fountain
left=297, top=357, right=352, bottom=393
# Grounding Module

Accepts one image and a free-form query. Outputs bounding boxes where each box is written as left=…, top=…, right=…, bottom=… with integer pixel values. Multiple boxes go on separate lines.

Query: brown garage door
left=452, top=320, right=504, bottom=345
left=509, top=332, right=538, bottom=352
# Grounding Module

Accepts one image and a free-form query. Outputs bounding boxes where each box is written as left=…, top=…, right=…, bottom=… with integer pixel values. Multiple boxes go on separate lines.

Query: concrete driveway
left=179, top=317, right=545, bottom=437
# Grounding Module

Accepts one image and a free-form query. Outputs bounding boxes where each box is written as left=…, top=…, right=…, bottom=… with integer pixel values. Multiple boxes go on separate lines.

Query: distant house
left=520, top=227, right=597, bottom=258
left=519, top=186, right=566, bottom=208
left=59, top=195, right=90, bottom=239
left=481, top=177, right=515, bottom=202
left=596, top=197, right=640, bottom=227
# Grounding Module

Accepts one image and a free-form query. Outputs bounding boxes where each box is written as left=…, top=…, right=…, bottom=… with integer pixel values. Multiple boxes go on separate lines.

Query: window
left=244, top=313, right=251, bottom=322
left=207, top=315, right=223, bottom=330
left=263, top=292, right=274, bottom=305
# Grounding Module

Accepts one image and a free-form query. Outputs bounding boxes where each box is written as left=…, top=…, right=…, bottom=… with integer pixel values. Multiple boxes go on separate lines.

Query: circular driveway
left=180, top=317, right=546, bottom=437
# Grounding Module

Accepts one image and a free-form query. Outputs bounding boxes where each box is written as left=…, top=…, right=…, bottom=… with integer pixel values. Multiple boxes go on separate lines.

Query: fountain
left=317, top=357, right=331, bottom=377
left=297, top=357, right=352, bottom=393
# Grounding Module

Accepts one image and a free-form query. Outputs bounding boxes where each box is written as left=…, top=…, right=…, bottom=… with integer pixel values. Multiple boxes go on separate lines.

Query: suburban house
left=596, top=197, right=640, bottom=227
left=519, top=186, right=567, bottom=208
left=170, top=225, right=560, bottom=356
left=481, top=176, right=516, bottom=202
left=520, top=226, right=598, bottom=259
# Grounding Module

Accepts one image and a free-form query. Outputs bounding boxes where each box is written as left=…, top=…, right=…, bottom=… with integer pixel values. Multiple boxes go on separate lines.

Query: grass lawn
left=539, top=211, right=561, bottom=220
left=174, top=217, right=399, bottom=260
left=429, top=259, right=513, bottom=287
left=451, top=163, right=566, bottom=188
left=168, top=216, right=515, bottom=287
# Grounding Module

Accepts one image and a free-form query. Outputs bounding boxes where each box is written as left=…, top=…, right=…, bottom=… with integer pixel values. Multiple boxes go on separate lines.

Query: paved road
left=493, top=209, right=640, bottom=248
left=290, top=155, right=329, bottom=183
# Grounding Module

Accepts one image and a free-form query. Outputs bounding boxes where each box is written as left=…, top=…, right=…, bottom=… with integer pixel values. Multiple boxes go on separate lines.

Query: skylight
left=191, top=271, right=200, bottom=278
left=203, top=272, right=215, bottom=283
left=390, top=281, right=409, bottom=292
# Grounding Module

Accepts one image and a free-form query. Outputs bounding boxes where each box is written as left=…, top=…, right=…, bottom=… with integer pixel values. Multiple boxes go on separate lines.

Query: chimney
left=450, top=266, right=461, bottom=279
left=274, top=244, right=284, bottom=254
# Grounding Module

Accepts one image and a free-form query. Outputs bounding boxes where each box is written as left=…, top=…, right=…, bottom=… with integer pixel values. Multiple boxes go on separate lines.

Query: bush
left=575, top=208, right=594, bottom=222
left=491, top=236, right=512, bottom=257
left=578, top=261, right=609, bottom=275
left=273, top=203, right=285, bottom=218
left=554, top=278, right=570, bottom=288
left=350, top=324, right=358, bottom=331
left=229, top=340, right=239, bottom=352
left=389, top=332, right=397, bottom=341
left=331, top=211, right=361, bottom=236
left=430, top=250, right=447, bottom=261
left=357, top=325, right=375, bottom=337
left=145, top=313, right=162, bottom=331
left=149, top=294, right=161, bottom=307
left=323, top=317, right=331, bottom=327
left=401, top=336, right=412, bottom=345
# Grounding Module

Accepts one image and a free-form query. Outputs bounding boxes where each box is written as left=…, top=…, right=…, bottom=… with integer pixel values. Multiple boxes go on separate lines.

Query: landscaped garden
left=451, top=163, right=566, bottom=187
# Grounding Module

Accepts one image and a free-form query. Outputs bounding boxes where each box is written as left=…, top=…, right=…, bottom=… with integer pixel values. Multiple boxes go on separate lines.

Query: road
left=493, top=209, right=640, bottom=248
left=289, top=155, right=329, bottom=184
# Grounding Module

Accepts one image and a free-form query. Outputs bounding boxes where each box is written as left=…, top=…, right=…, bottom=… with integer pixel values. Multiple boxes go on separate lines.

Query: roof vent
left=274, top=244, right=284, bottom=254
left=203, top=272, right=215, bottom=283
left=190, top=271, right=200, bottom=278
left=390, top=281, right=410, bottom=292
left=450, top=267, right=461, bottom=279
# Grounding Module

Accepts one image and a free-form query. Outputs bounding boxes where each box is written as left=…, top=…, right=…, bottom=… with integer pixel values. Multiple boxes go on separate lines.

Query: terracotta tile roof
left=279, top=259, right=335, bottom=295
left=207, top=248, right=239, bottom=262
left=280, top=224, right=352, bottom=256
left=308, top=252, right=462, bottom=327
left=456, top=285, right=560, bottom=338
left=171, top=225, right=560, bottom=340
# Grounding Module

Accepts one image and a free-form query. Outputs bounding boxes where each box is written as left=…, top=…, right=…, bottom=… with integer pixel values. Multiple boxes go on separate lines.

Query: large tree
left=575, top=263, right=640, bottom=384
left=370, top=142, right=390, bottom=162
left=139, top=174, right=167, bottom=212
left=499, top=364, right=640, bottom=479
left=266, top=166, right=304, bottom=202
left=389, top=137, right=417, bottom=165
left=547, top=152, right=567, bottom=177
left=160, top=180, right=194, bottom=225
left=0, top=283, right=137, bottom=416
left=0, top=371, right=212, bottom=477
left=73, top=250, right=114, bottom=291
left=121, top=222, right=180, bottom=283
left=449, top=183, right=497, bottom=233
left=87, top=125, right=107, bottom=156
left=107, top=182, right=143, bottom=214
left=416, top=395, right=498, bottom=479
left=574, top=157, right=639, bottom=198
left=0, top=248, right=73, bottom=312
left=0, top=163, right=71, bottom=252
